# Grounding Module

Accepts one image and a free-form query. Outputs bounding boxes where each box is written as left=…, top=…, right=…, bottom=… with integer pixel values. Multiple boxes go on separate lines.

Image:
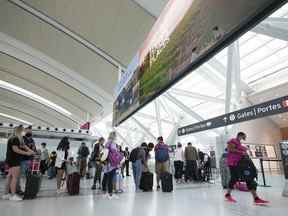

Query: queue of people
left=1, top=125, right=270, bottom=206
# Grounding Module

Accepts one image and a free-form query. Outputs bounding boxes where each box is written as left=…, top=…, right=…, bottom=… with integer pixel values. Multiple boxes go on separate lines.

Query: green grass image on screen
left=114, top=0, right=285, bottom=126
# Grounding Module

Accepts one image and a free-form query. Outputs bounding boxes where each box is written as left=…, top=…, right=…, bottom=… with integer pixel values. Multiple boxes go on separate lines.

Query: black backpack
left=129, top=147, right=140, bottom=163
left=79, top=146, right=89, bottom=158
left=238, top=156, right=257, bottom=181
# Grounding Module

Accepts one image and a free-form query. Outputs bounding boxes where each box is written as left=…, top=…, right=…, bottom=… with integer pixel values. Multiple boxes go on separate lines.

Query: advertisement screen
left=113, top=0, right=285, bottom=126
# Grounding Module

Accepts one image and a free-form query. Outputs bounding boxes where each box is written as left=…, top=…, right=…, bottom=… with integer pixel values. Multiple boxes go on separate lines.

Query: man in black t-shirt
left=21, top=126, right=36, bottom=172
left=17, top=126, right=36, bottom=194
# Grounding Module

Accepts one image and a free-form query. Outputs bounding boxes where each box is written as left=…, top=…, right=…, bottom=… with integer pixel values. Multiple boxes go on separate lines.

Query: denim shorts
left=20, top=160, right=30, bottom=175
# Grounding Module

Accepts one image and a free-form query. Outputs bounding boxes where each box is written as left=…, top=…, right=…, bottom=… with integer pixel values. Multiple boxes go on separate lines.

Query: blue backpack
left=155, top=146, right=169, bottom=162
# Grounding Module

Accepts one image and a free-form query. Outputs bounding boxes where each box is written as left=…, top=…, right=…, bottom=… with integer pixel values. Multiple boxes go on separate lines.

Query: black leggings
left=228, top=166, right=257, bottom=191
left=174, top=161, right=184, bottom=179
left=102, top=169, right=116, bottom=195
left=185, top=160, right=197, bottom=181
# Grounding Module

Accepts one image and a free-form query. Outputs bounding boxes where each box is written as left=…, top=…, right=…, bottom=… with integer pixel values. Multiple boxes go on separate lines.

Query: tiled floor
left=0, top=174, right=287, bottom=216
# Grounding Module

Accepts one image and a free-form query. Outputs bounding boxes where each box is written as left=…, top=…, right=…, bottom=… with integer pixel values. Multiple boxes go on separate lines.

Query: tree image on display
left=113, top=0, right=285, bottom=126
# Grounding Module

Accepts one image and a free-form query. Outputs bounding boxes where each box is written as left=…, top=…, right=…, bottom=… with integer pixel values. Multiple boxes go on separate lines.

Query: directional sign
left=178, top=95, right=288, bottom=136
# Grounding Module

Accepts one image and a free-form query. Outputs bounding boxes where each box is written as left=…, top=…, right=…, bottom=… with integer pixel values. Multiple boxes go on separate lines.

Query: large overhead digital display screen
left=113, top=0, right=285, bottom=126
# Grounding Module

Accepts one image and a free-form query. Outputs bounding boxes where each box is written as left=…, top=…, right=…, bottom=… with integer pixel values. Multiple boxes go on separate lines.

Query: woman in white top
left=55, top=137, right=70, bottom=194
left=174, top=142, right=184, bottom=183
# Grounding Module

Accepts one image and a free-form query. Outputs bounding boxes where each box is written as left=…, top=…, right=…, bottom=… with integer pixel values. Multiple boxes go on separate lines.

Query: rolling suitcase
left=140, top=172, right=153, bottom=192
left=67, top=172, right=81, bottom=195
left=161, top=172, right=173, bottom=192
left=24, top=156, right=42, bottom=200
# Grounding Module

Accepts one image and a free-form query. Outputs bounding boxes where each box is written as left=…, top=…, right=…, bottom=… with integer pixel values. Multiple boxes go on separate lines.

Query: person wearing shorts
left=2, top=126, right=34, bottom=201
left=154, top=137, right=169, bottom=190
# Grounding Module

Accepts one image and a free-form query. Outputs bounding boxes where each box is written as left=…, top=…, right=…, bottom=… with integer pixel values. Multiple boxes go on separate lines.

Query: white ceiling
left=1, top=0, right=288, bottom=145
left=0, top=0, right=158, bottom=128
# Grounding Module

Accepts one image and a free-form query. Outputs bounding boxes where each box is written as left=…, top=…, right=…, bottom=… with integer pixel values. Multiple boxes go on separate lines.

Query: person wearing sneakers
left=154, top=136, right=170, bottom=190
left=91, top=137, right=105, bottom=190
left=55, top=137, right=70, bottom=194
left=225, top=132, right=269, bottom=205
left=102, top=132, right=121, bottom=200
left=2, top=126, right=34, bottom=201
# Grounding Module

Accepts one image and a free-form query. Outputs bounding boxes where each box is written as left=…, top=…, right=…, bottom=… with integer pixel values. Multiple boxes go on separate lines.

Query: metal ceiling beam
left=164, top=93, right=204, bottom=122
left=154, top=100, right=162, bottom=136
left=170, top=88, right=225, bottom=104
left=251, top=18, right=288, bottom=41
left=135, top=112, right=174, bottom=125
left=196, top=66, right=226, bottom=92
left=8, top=0, right=126, bottom=70
left=131, top=117, right=156, bottom=141
left=114, top=129, right=132, bottom=148
left=207, top=58, right=252, bottom=94
left=158, top=97, right=177, bottom=123
left=130, top=0, right=157, bottom=19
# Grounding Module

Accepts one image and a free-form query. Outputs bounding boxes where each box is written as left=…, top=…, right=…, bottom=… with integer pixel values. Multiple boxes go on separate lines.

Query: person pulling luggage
left=130, top=143, right=147, bottom=192
left=224, top=132, right=269, bottom=205
left=154, top=137, right=170, bottom=190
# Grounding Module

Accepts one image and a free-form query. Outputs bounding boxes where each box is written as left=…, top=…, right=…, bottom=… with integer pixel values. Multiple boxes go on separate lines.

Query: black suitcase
left=24, top=157, right=42, bottom=200
left=140, top=172, right=153, bottom=192
left=161, top=172, right=173, bottom=192
left=24, top=172, right=42, bottom=199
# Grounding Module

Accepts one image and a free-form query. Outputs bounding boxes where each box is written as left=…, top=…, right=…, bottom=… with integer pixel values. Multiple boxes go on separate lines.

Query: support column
left=154, top=100, right=162, bottom=137
left=225, top=41, right=241, bottom=134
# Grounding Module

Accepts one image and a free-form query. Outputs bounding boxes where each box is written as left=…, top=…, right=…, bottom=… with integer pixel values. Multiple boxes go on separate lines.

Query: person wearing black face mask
left=17, top=126, right=36, bottom=195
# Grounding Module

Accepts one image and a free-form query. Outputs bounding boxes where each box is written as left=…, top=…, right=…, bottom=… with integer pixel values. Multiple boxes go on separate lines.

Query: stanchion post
left=260, top=158, right=267, bottom=187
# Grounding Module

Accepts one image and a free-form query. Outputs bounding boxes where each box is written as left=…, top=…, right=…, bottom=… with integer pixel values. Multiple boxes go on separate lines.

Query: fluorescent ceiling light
left=0, top=112, right=32, bottom=125
left=0, top=80, right=72, bottom=116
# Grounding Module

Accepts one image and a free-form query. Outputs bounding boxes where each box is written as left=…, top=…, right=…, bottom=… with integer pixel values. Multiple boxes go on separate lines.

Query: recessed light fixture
left=0, top=80, right=72, bottom=116
left=0, top=112, right=32, bottom=125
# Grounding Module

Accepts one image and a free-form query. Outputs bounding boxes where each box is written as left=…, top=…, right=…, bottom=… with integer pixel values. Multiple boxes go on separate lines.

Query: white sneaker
left=2, top=194, right=11, bottom=200
left=102, top=193, right=109, bottom=199
left=9, top=194, right=22, bottom=201
left=111, top=194, right=119, bottom=200
left=56, top=189, right=62, bottom=195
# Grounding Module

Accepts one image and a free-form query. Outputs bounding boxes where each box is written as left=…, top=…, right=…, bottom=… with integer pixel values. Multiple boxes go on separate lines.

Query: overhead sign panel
left=178, top=96, right=288, bottom=136
left=113, top=0, right=286, bottom=126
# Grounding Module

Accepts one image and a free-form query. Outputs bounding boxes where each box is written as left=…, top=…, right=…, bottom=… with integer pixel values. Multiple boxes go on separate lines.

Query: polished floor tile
left=0, top=175, right=287, bottom=216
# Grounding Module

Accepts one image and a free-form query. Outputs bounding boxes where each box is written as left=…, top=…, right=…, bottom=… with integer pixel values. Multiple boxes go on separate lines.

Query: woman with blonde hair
left=102, top=131, right=123, bottom=199
left=2, top=126, right=34, bottom=201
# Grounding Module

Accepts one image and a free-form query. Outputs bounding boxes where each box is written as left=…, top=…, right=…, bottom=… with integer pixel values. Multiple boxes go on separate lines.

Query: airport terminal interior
left=0, top=0, right=288, bottom=215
